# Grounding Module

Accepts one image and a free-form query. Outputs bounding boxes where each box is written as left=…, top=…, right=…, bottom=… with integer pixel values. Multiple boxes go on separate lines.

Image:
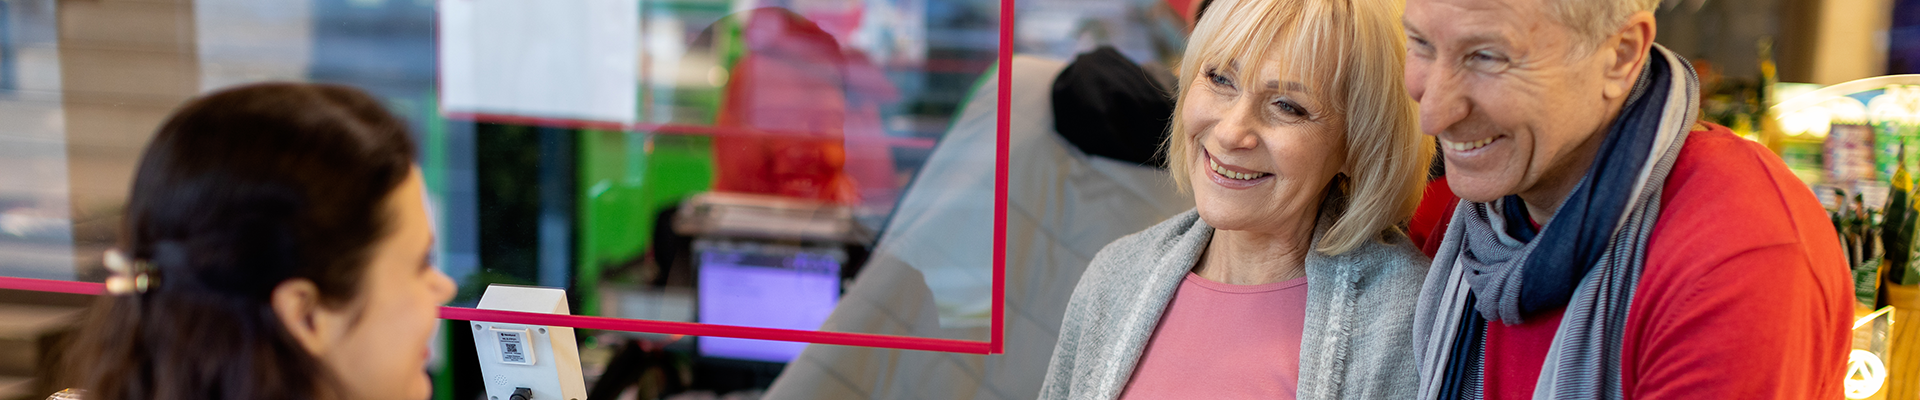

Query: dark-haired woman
left=57, top=83, right=455, bottom=400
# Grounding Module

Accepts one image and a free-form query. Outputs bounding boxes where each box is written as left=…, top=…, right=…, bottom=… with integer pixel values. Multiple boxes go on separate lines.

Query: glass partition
left=0, top=0, right=69, bottom=282
left=0, top=0, right=1013, bottom=385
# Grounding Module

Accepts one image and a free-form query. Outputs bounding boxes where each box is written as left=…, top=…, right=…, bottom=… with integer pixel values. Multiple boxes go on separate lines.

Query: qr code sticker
left=496, top=330, right=533, bottom=365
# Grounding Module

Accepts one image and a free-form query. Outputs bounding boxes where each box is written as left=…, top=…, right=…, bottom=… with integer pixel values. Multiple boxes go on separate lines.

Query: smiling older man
left=1401, top=0, right=1850, bottom=399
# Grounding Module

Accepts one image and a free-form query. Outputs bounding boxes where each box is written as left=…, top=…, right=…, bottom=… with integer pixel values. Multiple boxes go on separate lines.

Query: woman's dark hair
left=58, top=83, right=418, bottom=400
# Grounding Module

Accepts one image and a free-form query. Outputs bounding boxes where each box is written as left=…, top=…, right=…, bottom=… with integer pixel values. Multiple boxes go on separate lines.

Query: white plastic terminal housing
left=472, top=284, right=587, bottom=400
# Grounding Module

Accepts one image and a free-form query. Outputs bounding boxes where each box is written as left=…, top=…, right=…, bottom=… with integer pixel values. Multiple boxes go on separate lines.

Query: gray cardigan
left=1040, top=209, right=1429, bottom=399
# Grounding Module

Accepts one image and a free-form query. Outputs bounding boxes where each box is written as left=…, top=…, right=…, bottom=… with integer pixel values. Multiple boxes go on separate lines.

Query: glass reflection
left=0, top=0, right=70, bottom=281
left=1, top=0, right=1002, bottom=396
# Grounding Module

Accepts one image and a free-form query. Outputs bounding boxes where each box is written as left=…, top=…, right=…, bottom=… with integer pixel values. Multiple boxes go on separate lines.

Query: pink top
left=1119, top=272, right=1310, bottom=399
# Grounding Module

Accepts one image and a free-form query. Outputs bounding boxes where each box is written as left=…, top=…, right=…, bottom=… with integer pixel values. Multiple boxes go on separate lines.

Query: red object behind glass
left=711, top=8, right=898, bottom=206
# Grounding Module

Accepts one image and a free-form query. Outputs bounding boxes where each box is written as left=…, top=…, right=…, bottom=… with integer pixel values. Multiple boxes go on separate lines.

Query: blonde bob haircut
left=1165, top=0, right=1429, bottom=255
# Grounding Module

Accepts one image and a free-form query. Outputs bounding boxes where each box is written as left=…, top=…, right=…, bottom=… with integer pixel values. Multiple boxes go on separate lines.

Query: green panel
left=576, top=130, right=715, bottom=317
left=576, top=130, right=625, bottom=317
left=641, top=134, right=717, bottom=212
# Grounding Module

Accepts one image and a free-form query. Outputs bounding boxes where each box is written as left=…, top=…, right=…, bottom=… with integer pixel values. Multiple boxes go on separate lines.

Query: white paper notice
left=439, top=0, right=638, bottom=124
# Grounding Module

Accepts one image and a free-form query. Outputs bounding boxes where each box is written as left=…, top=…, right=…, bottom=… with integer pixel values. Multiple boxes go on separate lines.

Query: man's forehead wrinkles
left=1423, top=0, right=1530, bottom=13
left=1407, top=0, right=1538, bottom=30
left=1406, top=5, right=1525, bottom=50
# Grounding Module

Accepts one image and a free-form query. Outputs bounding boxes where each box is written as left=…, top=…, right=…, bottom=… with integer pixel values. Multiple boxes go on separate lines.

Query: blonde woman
left=1039, top=0, right=1429, bottom=397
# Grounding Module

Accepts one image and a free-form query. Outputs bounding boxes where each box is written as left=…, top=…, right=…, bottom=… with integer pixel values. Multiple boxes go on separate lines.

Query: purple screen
left=696, top=248, right=841, bottom=363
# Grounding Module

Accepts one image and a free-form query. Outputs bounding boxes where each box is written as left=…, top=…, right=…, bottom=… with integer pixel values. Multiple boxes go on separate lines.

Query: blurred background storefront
left=0, top=0, right=1912, bottom=399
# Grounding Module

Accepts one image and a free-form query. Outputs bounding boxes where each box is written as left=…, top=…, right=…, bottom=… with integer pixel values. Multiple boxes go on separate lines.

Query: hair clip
left=46, top=388, right=85, bottom=400
left=103, top=249, right=153, bottom=295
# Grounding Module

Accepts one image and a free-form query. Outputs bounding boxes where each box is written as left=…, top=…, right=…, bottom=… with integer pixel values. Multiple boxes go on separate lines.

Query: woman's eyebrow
left=1264, top=80, right=1309, bottom=93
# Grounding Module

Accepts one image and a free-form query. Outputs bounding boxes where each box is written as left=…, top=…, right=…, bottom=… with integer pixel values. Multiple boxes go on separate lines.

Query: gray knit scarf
left=1413, top=45, right=1700, bottom=400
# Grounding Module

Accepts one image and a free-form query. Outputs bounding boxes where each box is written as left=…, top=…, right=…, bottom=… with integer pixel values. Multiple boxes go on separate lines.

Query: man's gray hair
left=1548, top=0, right=1658, bottom=49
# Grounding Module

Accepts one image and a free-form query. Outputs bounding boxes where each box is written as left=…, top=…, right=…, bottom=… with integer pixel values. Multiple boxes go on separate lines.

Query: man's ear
left=1601, top=11, right=1657, bottom=100
left=272, top=278, right=342, bottom=356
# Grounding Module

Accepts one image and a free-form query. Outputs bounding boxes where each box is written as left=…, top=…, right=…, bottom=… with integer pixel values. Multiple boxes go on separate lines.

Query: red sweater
left=1410, top=123, right=1852, bottom=399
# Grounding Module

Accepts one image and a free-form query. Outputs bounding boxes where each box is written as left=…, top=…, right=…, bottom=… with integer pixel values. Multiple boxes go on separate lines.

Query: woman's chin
left=1194, top=204, right=1260, bottom=232
left=404, top=373, right=433, bottom=400
left=339, top=374, right=431, bottom=400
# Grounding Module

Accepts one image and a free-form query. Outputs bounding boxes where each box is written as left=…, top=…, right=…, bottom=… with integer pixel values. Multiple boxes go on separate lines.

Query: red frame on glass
left=0, top=0, right=1013, bottom=355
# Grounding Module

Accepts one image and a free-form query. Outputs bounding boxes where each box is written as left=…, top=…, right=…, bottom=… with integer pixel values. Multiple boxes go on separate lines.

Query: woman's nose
left=1209, top=102, right=1262, bottom=150
left=431, top=269, right=456, bottom=303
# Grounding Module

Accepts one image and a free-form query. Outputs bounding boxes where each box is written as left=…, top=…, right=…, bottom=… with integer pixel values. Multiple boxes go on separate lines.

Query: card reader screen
left=696, top=246, right=841, bottom=363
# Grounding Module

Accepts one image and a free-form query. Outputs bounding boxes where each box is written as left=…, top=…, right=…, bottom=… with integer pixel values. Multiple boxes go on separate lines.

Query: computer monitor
left=694, top=239, right=843, bottom=363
